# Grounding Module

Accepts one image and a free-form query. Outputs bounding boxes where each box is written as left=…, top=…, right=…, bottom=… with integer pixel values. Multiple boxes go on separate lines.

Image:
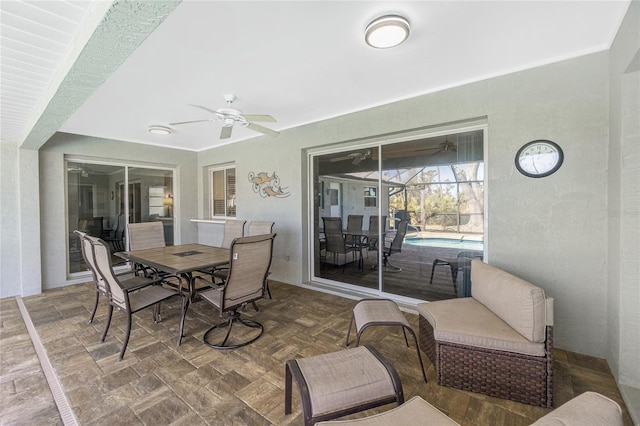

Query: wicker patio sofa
left=417, top=259, right=554, bottom=407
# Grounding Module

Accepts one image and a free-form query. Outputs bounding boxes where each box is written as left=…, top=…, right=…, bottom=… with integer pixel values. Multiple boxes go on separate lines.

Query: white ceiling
left=1, top=1, right=631, bottom=152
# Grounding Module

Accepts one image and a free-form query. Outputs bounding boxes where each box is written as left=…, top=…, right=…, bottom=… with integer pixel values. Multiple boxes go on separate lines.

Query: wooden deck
left=317, top=243, right=472, bottom=301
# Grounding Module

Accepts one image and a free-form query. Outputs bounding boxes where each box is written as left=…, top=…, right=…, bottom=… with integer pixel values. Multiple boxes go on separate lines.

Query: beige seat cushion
left=316, top=396, right=460, bottom=426
left=296, top=346, right=398, bottom=417
left=417, top=298, right=546, bottom=357
left=531, top=391, right=623, bottom=426
left=471, top=260, right=547, bottom=343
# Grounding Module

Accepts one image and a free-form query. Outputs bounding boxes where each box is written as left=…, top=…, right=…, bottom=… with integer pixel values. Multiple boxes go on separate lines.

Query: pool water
left=404, top=237, right=484, bottom=250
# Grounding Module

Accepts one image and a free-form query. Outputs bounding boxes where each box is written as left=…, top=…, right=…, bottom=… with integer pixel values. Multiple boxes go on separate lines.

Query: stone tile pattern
left=0, top=281, right=634, bottom=425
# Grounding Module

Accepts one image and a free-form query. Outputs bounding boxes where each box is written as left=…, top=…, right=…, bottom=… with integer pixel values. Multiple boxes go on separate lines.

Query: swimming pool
left=404, top=237, right=484, bottom=250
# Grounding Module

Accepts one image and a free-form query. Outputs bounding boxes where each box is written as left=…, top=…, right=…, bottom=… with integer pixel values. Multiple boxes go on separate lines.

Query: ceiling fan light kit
left=365, top=15, right=410, bottom=48
left=148, top=125, right=172, bottom=135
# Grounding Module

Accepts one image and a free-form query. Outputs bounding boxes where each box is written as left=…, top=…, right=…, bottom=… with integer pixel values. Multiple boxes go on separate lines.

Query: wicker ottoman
left=346, top=298, right=427, bottom=382
left=285, top=345, right=404, bottom=426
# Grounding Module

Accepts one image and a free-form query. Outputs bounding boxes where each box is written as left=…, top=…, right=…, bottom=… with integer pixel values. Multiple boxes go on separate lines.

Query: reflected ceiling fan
left=169, top=94, right=279, bottom=139
left=416, top=138, right=457, bottom=155
left=67, top=165, right=89, bottom=177
left=330, top=149, right=372, bottom=165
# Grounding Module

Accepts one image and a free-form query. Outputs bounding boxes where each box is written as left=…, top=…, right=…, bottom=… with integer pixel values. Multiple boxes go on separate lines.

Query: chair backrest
left=389, top=220, right=408, bottom=254
left=247, top=221, right=274, bottom=236
left=115, top=213, right=126, bottom=234
left=221, top=220, right=246, bottom=249
left=346, top=215, right=363, bottom=232
left=74, top=229, right=92, bottom=273
left=322, top=217, right=347, bottom=254
left=222, top=233, right=276, bottom=311
left=78, top=217, right=103, bottom=237
left=91, top=238, right=127, bottom=310
left=127, top=222, right=165, bottom=251
left=368, top=215, right=387, bottom=233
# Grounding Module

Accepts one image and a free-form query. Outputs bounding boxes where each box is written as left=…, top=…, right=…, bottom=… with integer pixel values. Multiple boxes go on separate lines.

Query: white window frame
left=209, top=164, right=236, bottom=218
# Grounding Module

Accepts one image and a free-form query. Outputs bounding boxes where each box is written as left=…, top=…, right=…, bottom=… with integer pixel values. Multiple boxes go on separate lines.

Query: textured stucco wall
left=0, top=143, right=21, bottom=298
left=608, top=0, right=640, bottom=394
left=198, top=51, right=611, bottom=357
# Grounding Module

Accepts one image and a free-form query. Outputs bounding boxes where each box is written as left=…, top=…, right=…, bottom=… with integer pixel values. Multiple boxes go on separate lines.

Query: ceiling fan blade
left=169, top=119, right=210, bottom=125
left=243, top=114, right=276, bottom=123
left=246, top=122, right=279, bottom=137
left=220, top=125, right=233, bottom=139
left=189, top=104, right=219, bottom=115
left=330, top=156, right=352, bottom=162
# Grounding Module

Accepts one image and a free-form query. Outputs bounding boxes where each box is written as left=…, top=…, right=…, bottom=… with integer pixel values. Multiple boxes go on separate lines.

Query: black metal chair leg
left=120, top=314, right=133, bottom=360
left=101, top=305, right=113, bottom=342
left=88, top=291, right=100, bottom=324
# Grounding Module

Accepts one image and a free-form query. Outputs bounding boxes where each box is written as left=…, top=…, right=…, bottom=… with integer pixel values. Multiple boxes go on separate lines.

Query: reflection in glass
left=311, top=129, right=484, bottom=302
left=67, top=161, right=174, bottom=276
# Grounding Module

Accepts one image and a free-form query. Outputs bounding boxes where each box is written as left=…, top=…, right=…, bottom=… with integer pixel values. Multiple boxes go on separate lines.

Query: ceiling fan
left=416, top=139, right=457, bottom=155
left=330, top=149, right=372, bottom=165
left=67, top=165, right=89, bottom=177
left=169, top=94, right=279, bottom=139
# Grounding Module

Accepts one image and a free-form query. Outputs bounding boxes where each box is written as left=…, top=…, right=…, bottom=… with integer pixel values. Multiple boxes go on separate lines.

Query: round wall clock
left=515, top=139, right=564, bottom=178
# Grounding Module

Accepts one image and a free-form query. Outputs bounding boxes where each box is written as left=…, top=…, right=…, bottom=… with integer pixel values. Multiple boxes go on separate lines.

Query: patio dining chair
left=103, top=213, right=125, bottom=251
left=322, top=217, right=360, bottom=271
left=246, top=221, right=275, bottom=298
left=127, top=222, right=167, bottom=277
left=193, top=233, right=276, bottom=349
left=370, top=220, right=408, bottom=272
left=246, top=220, right=274, bottom=236
left=75, top=230, right=135, bottom=324
left=90, top=237, right=183, bottom=360
left=204, top=220, right=247, bottom=281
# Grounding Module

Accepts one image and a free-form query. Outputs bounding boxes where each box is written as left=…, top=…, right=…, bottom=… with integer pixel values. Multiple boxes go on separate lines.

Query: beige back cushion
left=471, top=259, right=546, bottom=343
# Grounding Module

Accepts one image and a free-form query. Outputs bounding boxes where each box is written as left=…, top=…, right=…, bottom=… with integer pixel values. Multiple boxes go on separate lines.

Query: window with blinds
left=210, top=165, right=236, bottom=218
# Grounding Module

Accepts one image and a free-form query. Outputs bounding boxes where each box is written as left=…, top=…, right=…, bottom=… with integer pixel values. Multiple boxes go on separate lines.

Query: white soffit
left=0, top=0, right=112, bottom=144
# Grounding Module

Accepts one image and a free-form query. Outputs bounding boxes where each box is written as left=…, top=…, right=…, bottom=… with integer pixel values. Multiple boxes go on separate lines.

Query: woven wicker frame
left=418, top=315, right=553, bottom=408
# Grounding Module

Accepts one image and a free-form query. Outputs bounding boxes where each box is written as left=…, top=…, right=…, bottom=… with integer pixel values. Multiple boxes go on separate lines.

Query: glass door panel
left=126, top=167, right=175, bottom=246
left=380, top=131, right=484, bottom=300
left=67, top=162, right=125, bottom=274
left=312, top=147, right=381, bottom=291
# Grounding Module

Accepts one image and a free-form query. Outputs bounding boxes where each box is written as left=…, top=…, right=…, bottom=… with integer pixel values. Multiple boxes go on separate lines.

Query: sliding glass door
left=67, top=160, right=175, bottom=276
left=310, top=128, right=485, bottom=302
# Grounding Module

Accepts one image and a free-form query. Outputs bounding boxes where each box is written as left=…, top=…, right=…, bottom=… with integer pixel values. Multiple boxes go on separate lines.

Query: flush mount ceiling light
left=148, top=125, right=172, bottom=135
left=365, top=15, right=410, bottom=48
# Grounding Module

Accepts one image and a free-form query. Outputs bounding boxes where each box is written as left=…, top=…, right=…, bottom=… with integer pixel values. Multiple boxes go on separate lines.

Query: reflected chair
left=370, top=220, right=408, bottom=272
left=78, top=217, right=103, bottom=238
left=104, top=213, right=125, bottom=251
left=194, top=233, right=276, bottom=349
left=430, top=250, right=483, bottom=294
left=322, top=217, right=360, bottom=271
left=90, top=237, right=183, bottom=360
left=346, top=215, right=363, bottom=232
left=365, top=215, right=386, bottom=258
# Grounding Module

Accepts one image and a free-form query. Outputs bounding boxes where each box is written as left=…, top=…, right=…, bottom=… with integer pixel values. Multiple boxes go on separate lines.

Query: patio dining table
left=116, top=243, right=229, bottom=345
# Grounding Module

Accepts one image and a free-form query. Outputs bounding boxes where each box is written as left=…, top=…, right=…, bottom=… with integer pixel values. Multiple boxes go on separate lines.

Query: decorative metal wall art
left=248, top=171, right=290, bottom=198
